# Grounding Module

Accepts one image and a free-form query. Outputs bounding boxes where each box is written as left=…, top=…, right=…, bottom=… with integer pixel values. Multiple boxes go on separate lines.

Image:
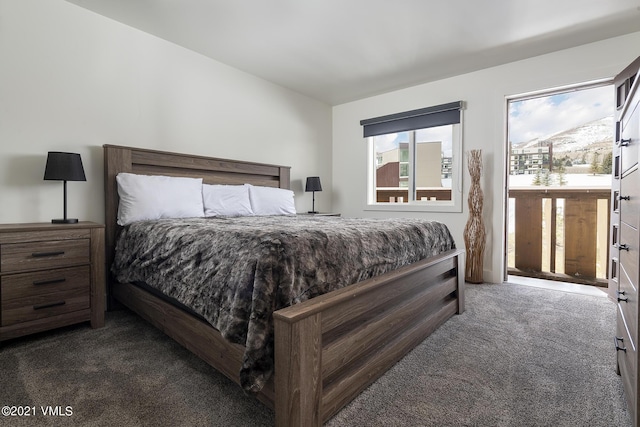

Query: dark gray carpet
left=0, top=283, right=630, bottom=426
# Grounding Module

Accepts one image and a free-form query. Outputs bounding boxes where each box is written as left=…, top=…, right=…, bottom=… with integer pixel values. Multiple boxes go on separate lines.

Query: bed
left=103, top=144, right=465, bottom=426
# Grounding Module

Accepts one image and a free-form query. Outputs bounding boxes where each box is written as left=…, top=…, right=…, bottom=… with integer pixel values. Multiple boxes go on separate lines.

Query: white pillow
left=116, top=173, right=204, bottom=225
left=202, top=184, right=253, bottom=217
left=246, top=184, right=296, bottom=215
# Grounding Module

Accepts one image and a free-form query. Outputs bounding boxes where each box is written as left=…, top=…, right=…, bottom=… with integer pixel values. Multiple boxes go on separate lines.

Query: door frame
left=503, top=78, right=614, bottom=283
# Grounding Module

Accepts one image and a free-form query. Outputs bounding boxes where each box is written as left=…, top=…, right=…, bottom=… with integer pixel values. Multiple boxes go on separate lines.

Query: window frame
left=364, top=117, right=464, bottom=213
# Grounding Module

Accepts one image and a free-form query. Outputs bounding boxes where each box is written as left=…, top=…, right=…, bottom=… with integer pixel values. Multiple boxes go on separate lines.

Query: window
left=361, top=101, right=464, bottom=212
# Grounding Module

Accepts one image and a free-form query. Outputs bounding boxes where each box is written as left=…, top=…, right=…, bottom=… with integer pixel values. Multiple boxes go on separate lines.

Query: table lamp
left=44, top=151, right=86, bottom=224
left=305, top=176, right=322, bottom=214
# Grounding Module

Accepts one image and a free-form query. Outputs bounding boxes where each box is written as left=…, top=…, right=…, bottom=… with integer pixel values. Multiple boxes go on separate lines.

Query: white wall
left=332, top=32, right=640, bottom=283
left=3, top=1, right=638, bottom=284
left=0, top=0, right=332, bottom=224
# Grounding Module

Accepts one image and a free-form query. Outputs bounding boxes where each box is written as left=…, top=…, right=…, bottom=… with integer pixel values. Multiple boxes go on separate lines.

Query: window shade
left=360, top=101, right=463, bottom=138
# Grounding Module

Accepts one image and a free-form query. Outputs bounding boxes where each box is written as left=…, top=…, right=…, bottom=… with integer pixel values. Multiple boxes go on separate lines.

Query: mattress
left=111, top=215, right=456, bottom=392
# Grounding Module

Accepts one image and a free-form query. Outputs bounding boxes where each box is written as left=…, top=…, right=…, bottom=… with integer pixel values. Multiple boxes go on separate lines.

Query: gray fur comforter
left=111, top=215, right=456, bottom=392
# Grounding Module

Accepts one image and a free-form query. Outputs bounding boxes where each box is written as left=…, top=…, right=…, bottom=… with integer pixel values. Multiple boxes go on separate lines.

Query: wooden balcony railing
left=508, top=188, right=610, bottom=286
left=376, top=188, right=452, bottom=203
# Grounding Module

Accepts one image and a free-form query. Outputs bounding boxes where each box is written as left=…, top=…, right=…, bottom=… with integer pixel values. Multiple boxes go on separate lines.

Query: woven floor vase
left=464, top=149, right=486, bottom=283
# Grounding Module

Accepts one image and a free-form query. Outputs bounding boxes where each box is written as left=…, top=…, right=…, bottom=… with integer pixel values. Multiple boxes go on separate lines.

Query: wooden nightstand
left=297, top=212, right=341, bottom=217
left=0, top=222, right=105, bottom=341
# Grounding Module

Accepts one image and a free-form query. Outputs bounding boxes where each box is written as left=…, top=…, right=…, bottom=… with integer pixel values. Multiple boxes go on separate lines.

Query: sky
left=508, top=84, right=613, bottom=144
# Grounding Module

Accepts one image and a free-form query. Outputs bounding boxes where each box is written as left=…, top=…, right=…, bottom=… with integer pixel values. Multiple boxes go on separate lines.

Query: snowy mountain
left=513, top=116, right=614, bottom=155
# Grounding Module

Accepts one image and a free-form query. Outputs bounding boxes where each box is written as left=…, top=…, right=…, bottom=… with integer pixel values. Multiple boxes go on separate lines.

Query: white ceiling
left=66, top=0, right=640, bottom=105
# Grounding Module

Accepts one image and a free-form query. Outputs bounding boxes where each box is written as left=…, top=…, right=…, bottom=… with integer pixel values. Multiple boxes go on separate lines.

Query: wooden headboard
left=103, top=144, right=291, bottom=295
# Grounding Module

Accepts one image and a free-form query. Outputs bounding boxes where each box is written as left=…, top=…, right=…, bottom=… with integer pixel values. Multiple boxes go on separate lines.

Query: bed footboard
left=273, top=248, right=464, bottom=426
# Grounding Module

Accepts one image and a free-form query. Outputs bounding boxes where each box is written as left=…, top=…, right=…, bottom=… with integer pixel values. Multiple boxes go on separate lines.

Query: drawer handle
left=615, top=243, right=629, bottom=251
left=617, top=291, right=628, bottom=303
left=33, top=301, right=66, bottom=310
left=620, top=138, right=631, bottom=147
left=618, top=195, right=630, bottom=201
left=615, top=336, right=627, bottom=353
left=33, top=278, right=66, bottom=286
left=31, top=251, right=65, bottom=258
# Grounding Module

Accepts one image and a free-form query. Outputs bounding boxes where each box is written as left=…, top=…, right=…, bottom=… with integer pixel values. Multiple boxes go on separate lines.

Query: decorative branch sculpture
left=464, top=149, right=486, bottom=283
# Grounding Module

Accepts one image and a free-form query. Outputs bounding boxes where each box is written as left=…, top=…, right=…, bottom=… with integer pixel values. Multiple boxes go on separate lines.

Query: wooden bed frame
left=103, top=144, right=465, bottom=426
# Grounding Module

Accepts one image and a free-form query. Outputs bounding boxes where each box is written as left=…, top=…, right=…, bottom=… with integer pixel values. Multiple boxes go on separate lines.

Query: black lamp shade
left=44, top=152, right=86, bottom=224
left=305, top=176, right=322, bottom=192
left=44, top=152, right=86, bottom=182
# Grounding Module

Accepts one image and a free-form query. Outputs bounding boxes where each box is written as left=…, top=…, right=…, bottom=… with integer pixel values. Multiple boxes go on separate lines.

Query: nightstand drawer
left=1, top=288, right=90, bottom=326
left=1, top=239, right=90, bottom=273
left=1, top=266, right=90, bottom=300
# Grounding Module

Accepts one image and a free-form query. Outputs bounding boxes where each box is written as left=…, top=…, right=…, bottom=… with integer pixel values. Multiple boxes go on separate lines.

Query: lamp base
left=308, top=211, right=319, bottom=214
left=51, top=218, right=79, bottom=224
